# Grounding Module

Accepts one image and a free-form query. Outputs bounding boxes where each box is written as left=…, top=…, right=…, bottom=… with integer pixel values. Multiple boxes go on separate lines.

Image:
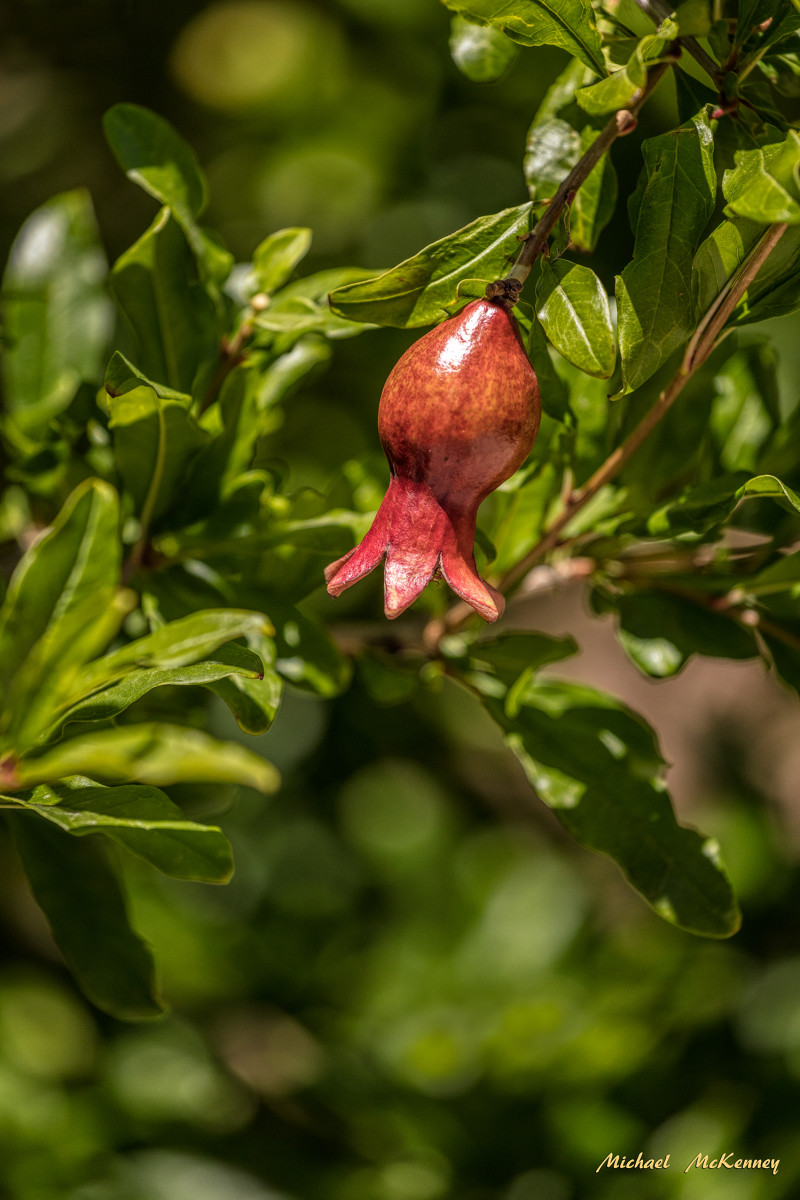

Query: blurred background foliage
left=1, top=1, right=800, bottom=1199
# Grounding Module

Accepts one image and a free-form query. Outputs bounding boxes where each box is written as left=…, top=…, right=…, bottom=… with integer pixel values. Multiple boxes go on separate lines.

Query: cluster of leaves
left=0, top=105, right=369, bottom=1017
left=2, top=0, right=800, bottom=1017
left=330, top=0, right=800, bottom=937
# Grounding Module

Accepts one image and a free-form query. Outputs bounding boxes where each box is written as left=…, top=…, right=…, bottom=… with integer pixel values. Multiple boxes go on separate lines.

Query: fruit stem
left=500, top=61, right=671, bottom=290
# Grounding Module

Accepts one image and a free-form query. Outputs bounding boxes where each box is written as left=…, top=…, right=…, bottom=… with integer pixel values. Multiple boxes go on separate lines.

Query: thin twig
left=429, top=221, right=789, bottom=641
left=498, top=61, right=672, bottom=296
left=198, top=321, right=252, bottom=414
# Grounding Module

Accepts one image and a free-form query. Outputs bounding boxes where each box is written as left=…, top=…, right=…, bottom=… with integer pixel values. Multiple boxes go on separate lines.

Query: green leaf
left=75, top=609, right=273, bottom=695
left=569, top=129, right=618, bottom=254
left=576, top=20, right=678, bottom=116
left=103, top=103, right=207, bottom=235
left=647, top=472, right=800, bottom=537
left=617, top=109, right=716, bottom=392
left=208, top=635, right=283, bottom=734
left=466, top=630, right=578, bottom=684
left=107, top=382, right=209, bottom=526
left=0, top=479, right=120, bottom=700
left=523, top=67, right=617, bottom=253
left=16, top=777, right=233, bottom=883
left=449, top=14, right=520, bottom=80
left=692, top=216, right=800, bottom=326
left=251, top=228, right=313, bottom=295
left=256, top=267, right=378, bottom=341
left=675, top=0, right=711, bottom=36
left=110, top=208, right=219, bottom=395
left=723, top=128, right=800, bottom=224
left=105, top=350, right=193, bottom=403
left=440, top=0, right=606, bottom=76
left=610, top=590, right=760, bottom=678
left=1, top=190, right=113, bottom=438
left=13, top=724, right=279, bottom=793
left=481, top=678, right=740, bottom=937
left=328, top=204, right=534, bottom=327
left=536, top=259, right=616, bottom=378
left=9, top=815, right=162, bottom=1019
left=56, top=650, right=265, bottom=730
left=256, top=336, right=332, bottom=410
left=525, top=119, right=581, bottom=200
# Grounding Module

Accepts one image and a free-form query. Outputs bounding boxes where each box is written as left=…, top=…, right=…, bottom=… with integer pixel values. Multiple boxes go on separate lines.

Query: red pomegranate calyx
left=325, top=297, right=542, bottom=621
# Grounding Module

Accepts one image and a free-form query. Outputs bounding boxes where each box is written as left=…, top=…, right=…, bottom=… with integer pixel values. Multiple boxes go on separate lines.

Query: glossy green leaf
left=327, top=204, right=534, bottom=327
left=647, top=472, right=800, bottom=536
left=9, top=815, right=162, bottom=1019
left=536, top=259, right=616, bottom=378
left=723, top=128, right=800, bottom=224
left=449, top=15, right=520, bottom=80
left=525, top=118, right=580, bottom=200
left=611, top=590, right=760, bottom=678
left=107, top=382, right=209, bottom=525
left=251, top=227, right=313, bottom=295
left=617, top=110, right=716, bottom=392
left=576, top=20, right=677, bottom=116
left=105, top=351, right=193, bottom=403
left=75, top=609, right=273, bottom=696
left=5, top=589, right=136, bottom=754
left=441, top=0, right=606, bottom=76
left=0, top=480, right=120, bottom=699
left=481, top=679, right=740, bottom=936
left=13, top=724, right=279, bottom=793
left=17, top=778, right=233, bottom=883
left=207, top=632, right=283, bottom=734
left=1, top=190, right=112, bottom=438
left=110, top=208, right=219, bottom=395
left=57, top=649, right=264, bottom=730
left=692, top=216, right=800, bottom=325
left=103, top=103, right=207, bottom=232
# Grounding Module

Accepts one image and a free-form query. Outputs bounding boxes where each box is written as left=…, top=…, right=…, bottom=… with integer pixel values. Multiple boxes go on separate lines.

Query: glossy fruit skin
left=325, top=298, right=541, bottom=620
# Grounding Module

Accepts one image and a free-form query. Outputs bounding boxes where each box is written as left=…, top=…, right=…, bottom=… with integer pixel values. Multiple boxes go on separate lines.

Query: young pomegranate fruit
left=325, top=296, right=541, bottom=621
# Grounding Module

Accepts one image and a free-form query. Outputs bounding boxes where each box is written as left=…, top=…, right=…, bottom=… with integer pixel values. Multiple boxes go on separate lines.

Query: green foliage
left=617, top=108, right=716, bottom=392
left=441, top=0, right=606, bottom=75
left=328, top=204, right=534, bottom=326
left=3, top=0, right=800, bottom=1195
left=1, top=0, right=799, bottom=1049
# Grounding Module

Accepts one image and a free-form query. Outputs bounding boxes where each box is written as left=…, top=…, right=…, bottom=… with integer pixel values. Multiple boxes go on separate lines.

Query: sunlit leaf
left=536, top=259, right=616, bottom=378
left=480, top=678, right=740, bottom=936
left=441, top=0, right=606, bottom=75
left=723, top=128, right=800, bottom=224
left=617, top=109, right=716, bottom=392
left=13, top=724, right=279, bottom=793
left=449, top=14, right=520, bottom=80
left=328, top=205, right=534, bottom=327
left=15, top=777, right=233, bottom=883
left=1, top=190, right=113, bottom=438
